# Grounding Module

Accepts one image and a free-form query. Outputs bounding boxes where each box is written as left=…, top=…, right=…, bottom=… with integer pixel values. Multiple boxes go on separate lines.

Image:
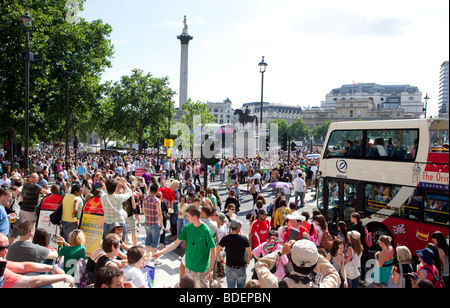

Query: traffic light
left=3, top=142, right=11, bottom=153
left=266, top=137, right=270, bottom=152
left=291, top=141, right=296, bottom=152
left=281, top=133, right=288, bottom=151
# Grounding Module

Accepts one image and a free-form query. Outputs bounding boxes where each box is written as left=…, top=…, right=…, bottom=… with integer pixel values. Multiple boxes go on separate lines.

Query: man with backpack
left=255, top=239, right=340, bottom=288
left=61, top=184, right=82, bottom=242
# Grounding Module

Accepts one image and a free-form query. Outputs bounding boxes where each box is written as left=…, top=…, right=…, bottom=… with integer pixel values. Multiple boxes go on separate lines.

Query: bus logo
left=336, top=159, right=348, bottom=173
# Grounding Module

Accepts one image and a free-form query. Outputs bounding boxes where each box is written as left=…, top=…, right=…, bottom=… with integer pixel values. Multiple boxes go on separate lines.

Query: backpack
left=278, top=273, right=318, bottom=288
left=363, top=224, right=373, bottom=248
left=123, top=197, right=134, bottom=217
left=320, top=230, right=333, bottom=251
left=267, top=203, right=274, bottom=216
left=49, top=201, right=63, bottom=225
left=422, top=267, right=446, bottom=288
left=277, top=208, right=289, bottom=228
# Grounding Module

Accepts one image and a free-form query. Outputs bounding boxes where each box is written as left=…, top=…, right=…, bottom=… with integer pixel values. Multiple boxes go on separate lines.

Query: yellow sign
left=167, top=148, right=171, bottom=157
left=80, top=213, right=104, bottom=256
left=164, top=139, right=173, bottom=147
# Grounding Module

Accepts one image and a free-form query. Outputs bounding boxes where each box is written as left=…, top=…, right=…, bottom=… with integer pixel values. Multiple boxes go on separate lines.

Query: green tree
left=0, top=1, right=113, bottom=148
left=289, top=118, right=311, bottom=141
left=110, top=69, right=173, bottom=154
left=87, top=83, right=117, bottom=149
left=268, top=119, right=289, bottom=139
left=178, top=99, right=215, bottom=156
left=180, top=98, right=215, bottom=130
left=313, top=120, right=331, bottom=141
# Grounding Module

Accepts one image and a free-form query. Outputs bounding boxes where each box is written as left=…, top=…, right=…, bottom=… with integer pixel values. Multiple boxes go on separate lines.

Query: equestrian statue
left=234, top=106, right=258, bottom=131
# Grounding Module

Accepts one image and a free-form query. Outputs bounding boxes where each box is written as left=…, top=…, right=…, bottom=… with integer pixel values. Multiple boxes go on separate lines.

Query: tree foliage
left=180, top=98, right=215, bottom=130
left=109, top=69, right=174, bottom=153
left=268, top=118, right=312, bottom=141
left=313, top=120, right=331, bottom=141
left=0, top=0, right=114, bottom=146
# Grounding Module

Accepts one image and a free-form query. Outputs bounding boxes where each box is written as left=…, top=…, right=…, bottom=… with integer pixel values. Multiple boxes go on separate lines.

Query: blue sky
left=80, top=0, right=449, bottom=116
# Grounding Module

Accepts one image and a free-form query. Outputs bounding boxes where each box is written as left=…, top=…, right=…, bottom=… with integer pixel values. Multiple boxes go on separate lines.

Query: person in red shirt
left=249, top=209, right=270, bottom=250
left=282, top=211, right=310, bottom=244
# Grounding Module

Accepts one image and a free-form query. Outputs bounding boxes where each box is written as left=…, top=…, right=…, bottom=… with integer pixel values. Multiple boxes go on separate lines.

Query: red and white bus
left=317, top=118, right=448, bottom=253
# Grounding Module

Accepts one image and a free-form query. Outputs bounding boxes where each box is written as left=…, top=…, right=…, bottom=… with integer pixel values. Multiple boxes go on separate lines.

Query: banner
left=37, top=194, right=63, bottom=250
left=135, top=168, right=144, bottom=177
left=79, top=197, right=104, bottom=256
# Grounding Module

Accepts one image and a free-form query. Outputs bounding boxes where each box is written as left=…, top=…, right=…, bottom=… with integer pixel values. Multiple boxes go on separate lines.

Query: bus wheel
left=367, top=223, right=393, bottom=251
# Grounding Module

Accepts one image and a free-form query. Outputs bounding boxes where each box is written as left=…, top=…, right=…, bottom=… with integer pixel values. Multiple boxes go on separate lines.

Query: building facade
left=302, top=98, right=408, bottom=128
left=322, top=83, right=424, bottom=117
left=439, top=61, right=449, bottom=118
left=206, top=98, right=234, bottom=124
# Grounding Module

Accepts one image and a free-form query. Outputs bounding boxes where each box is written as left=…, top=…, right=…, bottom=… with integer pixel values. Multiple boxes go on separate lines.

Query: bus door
left=318, top=178, right=360, bottom=234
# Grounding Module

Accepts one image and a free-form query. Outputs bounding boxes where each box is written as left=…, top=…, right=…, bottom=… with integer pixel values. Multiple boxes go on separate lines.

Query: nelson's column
left=177, top=16, right=193, bottom=113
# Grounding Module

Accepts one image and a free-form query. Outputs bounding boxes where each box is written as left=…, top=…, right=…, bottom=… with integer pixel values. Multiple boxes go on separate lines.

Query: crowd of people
left=0, top=147, right=448, bottom=288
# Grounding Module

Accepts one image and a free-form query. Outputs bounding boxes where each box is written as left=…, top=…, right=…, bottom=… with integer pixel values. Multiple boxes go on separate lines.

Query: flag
left=352, top=81, right=360, bottom=85
left=416, top=229, right=430, bottom=241
left=393, top=224, right=406, bottom=235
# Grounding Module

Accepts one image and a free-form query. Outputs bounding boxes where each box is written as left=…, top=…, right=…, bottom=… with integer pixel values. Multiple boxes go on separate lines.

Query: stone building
left=302, top=98, right=408, bottom=128
left=322, top=83, right=423, bottom=117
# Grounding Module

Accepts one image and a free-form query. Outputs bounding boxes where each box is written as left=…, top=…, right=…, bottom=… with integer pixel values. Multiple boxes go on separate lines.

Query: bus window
left=366, top=129, right=419, bottom=161
left=364, top=183, right=401, bottom=214
left=326, top=180, right=339, bottom=224
left=317, top=178, right=325, bottom=211
left=343, top=183, right=356, bottom=221
left=424, top=193, right=449, bottom=227
left=429, top=128, right=449, bottom=151
left=392, top=189, right=421, bottom=221
left=324, top=130, right=363, bottom=158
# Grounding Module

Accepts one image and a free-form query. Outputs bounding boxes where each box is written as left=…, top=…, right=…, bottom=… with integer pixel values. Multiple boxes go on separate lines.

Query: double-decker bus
left=317, top=119, right=448, bottom=253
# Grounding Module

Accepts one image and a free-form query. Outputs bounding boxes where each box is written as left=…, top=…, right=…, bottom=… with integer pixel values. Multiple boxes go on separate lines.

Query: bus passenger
left=367, top=138, right=388, bottom=158
left=347, top=140, right=362, bottom=158
left=336, top=140, right=352, bottom=156
left=409, top=138, right=418, bottom=160
left=375, top=138, right=389, bottom=157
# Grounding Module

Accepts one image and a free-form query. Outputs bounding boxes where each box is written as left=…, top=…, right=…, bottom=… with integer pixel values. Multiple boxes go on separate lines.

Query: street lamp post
left=423, top=93, right=430, bottom=118
left=168, top=91, right=173, bottom=139
left=20, top=9, right=41, bottom=176
left=258, top=56, right=268, bottom=129
left=65, top=71, right=72, bottom=168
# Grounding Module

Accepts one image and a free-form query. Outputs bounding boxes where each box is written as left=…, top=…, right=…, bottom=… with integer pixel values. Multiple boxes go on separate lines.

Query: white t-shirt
left=293, top=177, right=306, bottom=192
left=377, top=145, right=389, bottom=157
left=122, top=265, right=148, bottom=288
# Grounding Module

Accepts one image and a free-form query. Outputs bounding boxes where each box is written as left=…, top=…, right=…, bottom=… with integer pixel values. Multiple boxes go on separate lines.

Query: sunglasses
left=0, top=245, right=10, bottom=250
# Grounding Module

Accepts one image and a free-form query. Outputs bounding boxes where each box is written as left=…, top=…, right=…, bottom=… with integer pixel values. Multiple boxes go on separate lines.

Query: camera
left=405, top=272, right=418, bottom=280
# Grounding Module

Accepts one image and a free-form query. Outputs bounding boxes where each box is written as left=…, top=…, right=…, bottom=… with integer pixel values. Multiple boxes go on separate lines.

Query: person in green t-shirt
left=152, top=205, right=216, bottom=288
left=206, top=188, right=217, bottom=210
left=57, top=229, right=86, bottom=277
